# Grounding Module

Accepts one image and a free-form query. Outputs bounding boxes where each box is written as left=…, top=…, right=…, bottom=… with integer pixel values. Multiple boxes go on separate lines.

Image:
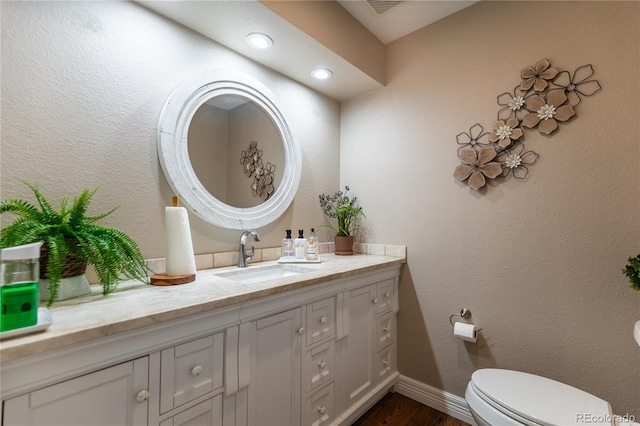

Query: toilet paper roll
left=165, top=206, right=196, bottom=276
left=453, top=321, right=478, bottom=343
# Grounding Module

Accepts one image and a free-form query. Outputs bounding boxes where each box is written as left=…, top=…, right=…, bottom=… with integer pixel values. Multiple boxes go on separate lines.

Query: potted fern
left=0, top=183, right=150, bottom=306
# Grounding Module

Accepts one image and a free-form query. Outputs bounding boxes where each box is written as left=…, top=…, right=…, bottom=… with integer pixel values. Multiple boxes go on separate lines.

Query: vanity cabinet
left=3, top=357, right=149, bottom=426
left=247, top=296, right=337, bottom=426
left=339, top=284, right=377, bottom=407
left=1, top=261, right=401, bottom=426
left=337, top=278, right=396, bottom=414
left=149, top=332, right=225, bottom=426
left=248, top=307, right=302, bottom=426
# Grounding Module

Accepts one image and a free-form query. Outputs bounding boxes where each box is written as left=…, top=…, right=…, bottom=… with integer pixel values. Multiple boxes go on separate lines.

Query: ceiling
left=138, top=1, right=476, bottom=101
left=337, top=0, right=477, bottom=45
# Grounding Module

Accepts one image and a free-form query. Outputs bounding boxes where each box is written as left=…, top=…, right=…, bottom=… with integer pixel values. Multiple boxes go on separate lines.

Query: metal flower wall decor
left=240, top=140, right=276, bottom=201
left=454, top=58, right=601, bottom=191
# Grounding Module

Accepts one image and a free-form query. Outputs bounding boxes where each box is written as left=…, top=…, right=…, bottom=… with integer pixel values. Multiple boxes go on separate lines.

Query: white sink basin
left=216, top=264, right=315, bottom=284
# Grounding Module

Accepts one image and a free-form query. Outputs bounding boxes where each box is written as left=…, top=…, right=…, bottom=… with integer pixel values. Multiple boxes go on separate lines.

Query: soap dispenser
left=282, top=229, right=294, bottom=260
left=294, top=230, right=307, bottom=261
left=306, top=228, right=318, bottom=261
left=1, top=241, right=42, bottom=332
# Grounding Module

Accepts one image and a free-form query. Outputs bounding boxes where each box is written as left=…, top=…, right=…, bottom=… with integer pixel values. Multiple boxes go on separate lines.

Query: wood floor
left=352, top=392, right=471, bottom=426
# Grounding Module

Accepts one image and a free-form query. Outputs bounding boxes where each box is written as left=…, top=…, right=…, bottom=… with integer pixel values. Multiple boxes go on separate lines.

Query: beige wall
left=2, top=0, right=638, bottom=417
left=341, top=1, right=639, bottom=415
left=188, top=104, right=229, bottom=203
left=0, top=1, right=340, bottom=256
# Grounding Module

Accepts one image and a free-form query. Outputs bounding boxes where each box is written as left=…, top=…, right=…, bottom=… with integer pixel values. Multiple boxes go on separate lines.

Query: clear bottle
left=306, top=228, right=318, bottom=261
left=294, top=229, right=307, bottom=261
left=282, top=229, right=294, bottom=260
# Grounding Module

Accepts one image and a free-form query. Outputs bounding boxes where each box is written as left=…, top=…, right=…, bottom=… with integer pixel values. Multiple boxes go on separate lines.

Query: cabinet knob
left=383, top=360, right=390, bottom=367
left=191, top=365, right=203, bottom=377
left=383, top=326, right=390, bottom=333
left=297, top=326, right=305, bottom=335
left=372, top=298, right=378, bottom=304
left=319, top=316, right=327, bottom=324
left=318, top=406, right=326, bottom=415
left=136, top=389, right=150, bottom=403
left=318, top=361, right=326, bottom=369
left=385, top=292, right=390, bottom=298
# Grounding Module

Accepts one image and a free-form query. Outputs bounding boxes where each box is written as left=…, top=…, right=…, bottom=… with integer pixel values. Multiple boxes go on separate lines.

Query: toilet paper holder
left=449, top=308, right=482, bottom=331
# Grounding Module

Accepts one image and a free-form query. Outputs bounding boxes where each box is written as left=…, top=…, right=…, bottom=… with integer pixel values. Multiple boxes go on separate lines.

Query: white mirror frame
left=157, top=70, right=301, bottom=229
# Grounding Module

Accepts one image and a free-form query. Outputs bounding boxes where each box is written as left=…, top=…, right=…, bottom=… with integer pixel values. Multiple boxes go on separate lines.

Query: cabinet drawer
left=376, top=312, right=394, bottom=351
left=302, top=382, right=334, bottom=426
left=159, top=393, right=222, bottom=426
left=303, top=340, right=335, bottom=394
left=160, top=333, right=224, bottom=413
left=306, top=297, right=335, bottom=346
left=377, top=346, right=394, bottom=381
left=375, top=279, right=394, bottom=314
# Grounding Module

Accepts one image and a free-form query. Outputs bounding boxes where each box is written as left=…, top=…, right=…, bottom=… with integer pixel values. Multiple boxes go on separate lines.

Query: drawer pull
left=297, top=326, right=305, bottom=335
left=136, top=389, right=150, bottom=403
left=191, top=365, right=203, bottom=377
left=318, top=361, right=326, bottom=369
left=383, top=326, right=390, bottom=333
left=319, top=316, right=327, bottom=324
left=372, top=298, right=378, bottom=304
left=318, top=406, right=326, bottom=415
left=385, top=292, right=390, bottom=298
left=383, top=360, right=390, bottom=367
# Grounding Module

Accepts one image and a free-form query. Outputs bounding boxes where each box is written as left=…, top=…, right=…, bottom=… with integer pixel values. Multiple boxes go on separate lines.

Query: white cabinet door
left=3, top=357, right=149, bottom=426
left=341, top=284, right=376, bottom=407
left=248, top=308, right=302, bottom=426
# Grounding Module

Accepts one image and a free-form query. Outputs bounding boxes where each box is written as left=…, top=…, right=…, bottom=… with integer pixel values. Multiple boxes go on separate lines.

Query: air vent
left=365, top=0, right=405, bottom=16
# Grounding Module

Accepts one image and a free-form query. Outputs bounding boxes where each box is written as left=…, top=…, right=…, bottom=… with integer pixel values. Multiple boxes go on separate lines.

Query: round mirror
left=157, top=70, right=301, bottom=229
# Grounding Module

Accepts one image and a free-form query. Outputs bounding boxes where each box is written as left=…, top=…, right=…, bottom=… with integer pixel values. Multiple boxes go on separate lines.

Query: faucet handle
left=247, top=246, right=255, bottom=260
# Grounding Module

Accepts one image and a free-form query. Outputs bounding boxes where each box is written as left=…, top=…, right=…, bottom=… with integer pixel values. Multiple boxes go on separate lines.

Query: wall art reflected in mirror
left=188, top=95, right=284, bottom=208
left=157, top=70, right=301, bottom=229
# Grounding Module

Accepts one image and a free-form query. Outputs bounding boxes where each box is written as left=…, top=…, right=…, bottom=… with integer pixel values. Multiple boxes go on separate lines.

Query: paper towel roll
left=165, top=206, right=196, bottom=276
left=453, top=321, right=478, bottom=343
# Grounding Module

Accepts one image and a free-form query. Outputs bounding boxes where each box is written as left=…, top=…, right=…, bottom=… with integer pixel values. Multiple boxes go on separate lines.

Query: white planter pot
left=39, top=275, right=92, bottom=302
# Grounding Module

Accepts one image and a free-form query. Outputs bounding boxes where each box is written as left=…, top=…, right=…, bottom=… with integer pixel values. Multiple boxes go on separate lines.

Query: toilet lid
left=471, top=369, right=613, bottom=426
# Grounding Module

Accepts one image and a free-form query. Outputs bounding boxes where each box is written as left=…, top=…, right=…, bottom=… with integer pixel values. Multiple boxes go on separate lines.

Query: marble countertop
left=0, top=253, right=405, bottom=362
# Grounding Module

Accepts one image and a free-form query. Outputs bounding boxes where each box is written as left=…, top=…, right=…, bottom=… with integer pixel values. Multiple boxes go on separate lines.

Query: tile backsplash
left=145, top=242, right=406, bottom=274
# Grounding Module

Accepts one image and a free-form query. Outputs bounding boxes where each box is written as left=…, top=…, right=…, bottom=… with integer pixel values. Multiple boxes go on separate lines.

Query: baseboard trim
left=393, top=375, right=475, bottom=425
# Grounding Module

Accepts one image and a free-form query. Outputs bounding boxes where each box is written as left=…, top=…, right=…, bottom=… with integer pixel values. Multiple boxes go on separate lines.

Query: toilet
left=465, top=369, right=638, bottom=426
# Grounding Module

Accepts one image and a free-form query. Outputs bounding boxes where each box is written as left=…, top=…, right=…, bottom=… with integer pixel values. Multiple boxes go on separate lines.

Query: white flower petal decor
left=454, top=59, right=600, bottom=194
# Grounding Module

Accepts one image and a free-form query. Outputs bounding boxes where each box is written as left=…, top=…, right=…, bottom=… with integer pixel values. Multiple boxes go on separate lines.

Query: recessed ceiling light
left=246, top=33, right=273, bottom=49
left=311, top=68, right=333, bottom=80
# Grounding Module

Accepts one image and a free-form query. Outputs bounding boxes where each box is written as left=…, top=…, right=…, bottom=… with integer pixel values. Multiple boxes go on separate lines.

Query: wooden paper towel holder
left=150, top=196, right=196, bottom=286
left=150, top=272, right=196, bottom=286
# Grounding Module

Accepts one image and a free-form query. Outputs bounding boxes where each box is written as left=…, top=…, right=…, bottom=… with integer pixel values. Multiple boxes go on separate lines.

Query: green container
left=1, top=282, right=39, bottom=332
left=1, top=242, right=42, bottom=332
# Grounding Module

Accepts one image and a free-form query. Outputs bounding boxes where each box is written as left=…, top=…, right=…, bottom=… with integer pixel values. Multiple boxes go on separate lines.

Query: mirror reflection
left=188, top=95, right=284, bottom=209
left=157, top=70, right=301, bottom=229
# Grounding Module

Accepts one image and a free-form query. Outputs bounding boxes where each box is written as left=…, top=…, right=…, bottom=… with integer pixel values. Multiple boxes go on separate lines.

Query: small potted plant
left=622, top=254, right=640, bottom=292
left=319, top=186, right=365, bottom=255
left=0, top=182, right=150, bottom=306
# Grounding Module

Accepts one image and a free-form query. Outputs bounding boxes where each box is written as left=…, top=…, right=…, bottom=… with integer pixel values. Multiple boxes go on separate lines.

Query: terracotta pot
left=334, top=236, right=354, bottom=256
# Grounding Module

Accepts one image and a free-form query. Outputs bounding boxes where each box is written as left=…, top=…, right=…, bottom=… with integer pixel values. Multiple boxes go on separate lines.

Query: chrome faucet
left=238, top=230, right=260, bottom=268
